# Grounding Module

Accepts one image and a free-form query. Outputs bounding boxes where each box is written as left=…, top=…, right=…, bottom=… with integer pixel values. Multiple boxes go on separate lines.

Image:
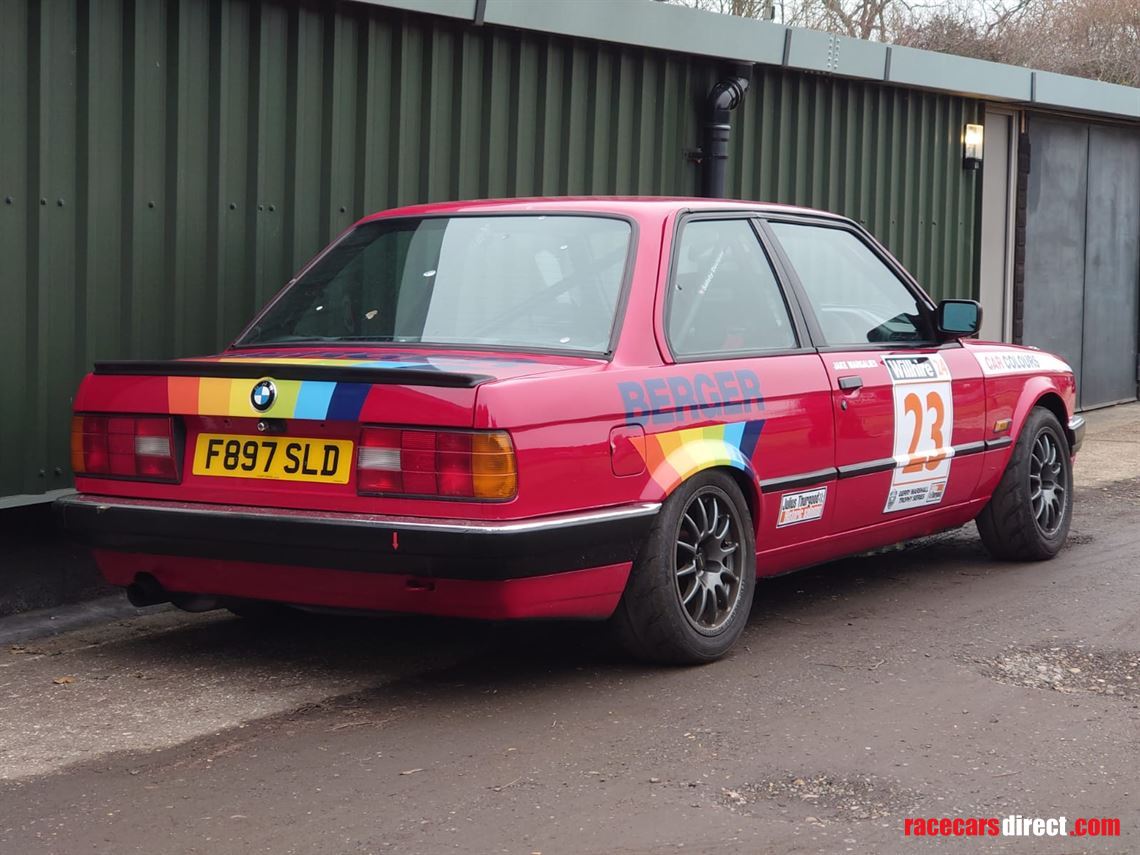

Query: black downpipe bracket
left=701, top=71, right=751, bottom=199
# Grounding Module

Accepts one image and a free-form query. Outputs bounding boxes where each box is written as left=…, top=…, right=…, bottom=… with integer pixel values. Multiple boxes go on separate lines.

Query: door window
left=666, top=219, right=798, bottom=357
left=769, top=222, right=935, bottom=347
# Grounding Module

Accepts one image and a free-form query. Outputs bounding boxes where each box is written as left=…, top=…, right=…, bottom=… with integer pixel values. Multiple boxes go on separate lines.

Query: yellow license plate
left=192, top=434, right=354, bottom=484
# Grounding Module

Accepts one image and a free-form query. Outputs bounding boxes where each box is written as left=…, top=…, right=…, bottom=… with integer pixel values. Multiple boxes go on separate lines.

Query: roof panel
left=1034, top=71, right=1140, bottom=119
left=482, top=0, right=786, bottom=65
left=785, top=28, right=887, bottom=80
left=348, top=0, right=476, bottom=20
left=887, top=45, right=1033, bottom=102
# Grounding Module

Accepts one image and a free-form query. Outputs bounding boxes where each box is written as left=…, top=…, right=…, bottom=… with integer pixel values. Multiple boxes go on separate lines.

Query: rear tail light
left=358, top=427, right=517, bottom=500
left=70, top=415, right=180, bottom=482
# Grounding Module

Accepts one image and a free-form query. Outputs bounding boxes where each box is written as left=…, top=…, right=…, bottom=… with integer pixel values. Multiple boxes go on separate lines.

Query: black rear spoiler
left=93, top=360, right=492, bottom=389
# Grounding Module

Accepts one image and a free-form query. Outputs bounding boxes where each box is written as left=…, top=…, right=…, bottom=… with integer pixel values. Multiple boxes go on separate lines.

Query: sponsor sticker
left=883, top=354, right=954, bottom=514
left=777, top=486, right=828, bottom=528
left=976, top=349, right=1071, bottom=377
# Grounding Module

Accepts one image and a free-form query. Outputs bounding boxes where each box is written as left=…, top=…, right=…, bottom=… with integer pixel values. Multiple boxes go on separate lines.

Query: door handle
left=837, top=375, right=864, bottom=391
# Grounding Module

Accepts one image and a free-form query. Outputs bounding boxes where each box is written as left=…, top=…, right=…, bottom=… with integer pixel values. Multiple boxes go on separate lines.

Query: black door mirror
left=937, top=299, right=982, bottom=337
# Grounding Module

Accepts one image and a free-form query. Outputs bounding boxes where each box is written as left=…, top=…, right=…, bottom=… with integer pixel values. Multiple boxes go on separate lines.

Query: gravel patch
left=983, top=643, right=1140, bottom=701
left=720, top=772, right=921, bottom=822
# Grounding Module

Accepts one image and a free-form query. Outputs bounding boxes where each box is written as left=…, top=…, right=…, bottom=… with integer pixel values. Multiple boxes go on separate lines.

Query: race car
left=57, top=198, right=1084, bottom=664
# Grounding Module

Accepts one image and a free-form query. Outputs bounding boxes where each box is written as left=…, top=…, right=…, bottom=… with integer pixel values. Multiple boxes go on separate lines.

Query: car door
left=761, top=217, right=986, bottom=534
left=657, top=213, right=836, bottom=556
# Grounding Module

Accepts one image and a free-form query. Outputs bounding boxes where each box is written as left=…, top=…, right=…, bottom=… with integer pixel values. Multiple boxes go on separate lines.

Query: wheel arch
left=1033, top=391, right=1077, bottom=451
left=1008, top=378, right=1075, bottom=448
left=720, top=466, right=760, bottom=529
left=641, top=459, right=762, bottom=533
left=1019, top=388, right=1076, bottom=451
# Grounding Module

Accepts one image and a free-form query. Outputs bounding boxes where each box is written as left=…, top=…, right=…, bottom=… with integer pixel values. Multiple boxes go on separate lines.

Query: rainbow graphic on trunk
left=165, top=375, right=372, bottom=421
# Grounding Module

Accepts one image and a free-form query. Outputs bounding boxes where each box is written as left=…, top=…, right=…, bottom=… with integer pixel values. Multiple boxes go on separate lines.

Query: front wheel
left=976, top=406, right=1073, bottom=560
left=612, top=471, right=756, bottom=664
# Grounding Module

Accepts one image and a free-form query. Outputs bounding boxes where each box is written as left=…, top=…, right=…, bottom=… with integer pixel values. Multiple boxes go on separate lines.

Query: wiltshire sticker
left=777, top=486, right=828, bottom=528
left=882, top=354, right=954, bottom=514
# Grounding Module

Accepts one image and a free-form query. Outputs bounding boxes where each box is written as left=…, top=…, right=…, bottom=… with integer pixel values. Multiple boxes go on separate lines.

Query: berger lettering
left=618, top=369, right=763, bottom=424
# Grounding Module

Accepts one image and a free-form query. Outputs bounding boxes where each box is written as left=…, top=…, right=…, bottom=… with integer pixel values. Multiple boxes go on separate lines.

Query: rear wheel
left=612, top=471, right=756, bottom=664
left=976, top=406, right=1073, bottom=560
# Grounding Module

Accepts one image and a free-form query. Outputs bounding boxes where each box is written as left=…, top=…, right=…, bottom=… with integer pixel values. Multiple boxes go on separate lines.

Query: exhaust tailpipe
left=126, top=574, right=169, bottom=608
left=125, top=575, right=220, bottom=612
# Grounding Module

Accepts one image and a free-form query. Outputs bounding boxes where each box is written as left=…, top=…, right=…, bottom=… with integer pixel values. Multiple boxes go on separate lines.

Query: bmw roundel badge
left=251, top=379, right=277, bottom=412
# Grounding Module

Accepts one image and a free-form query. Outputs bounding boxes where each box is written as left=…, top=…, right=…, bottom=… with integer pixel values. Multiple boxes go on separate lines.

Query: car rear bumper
left=55, top=494, right=659, bottom=581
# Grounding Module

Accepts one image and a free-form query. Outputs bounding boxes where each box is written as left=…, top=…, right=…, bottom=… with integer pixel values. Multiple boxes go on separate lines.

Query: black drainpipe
left=701, top=70, right=751, bottom=198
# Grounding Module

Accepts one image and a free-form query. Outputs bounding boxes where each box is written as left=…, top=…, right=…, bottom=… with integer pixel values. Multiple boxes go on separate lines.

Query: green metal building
left=2, top=0, right=1138, bottom=506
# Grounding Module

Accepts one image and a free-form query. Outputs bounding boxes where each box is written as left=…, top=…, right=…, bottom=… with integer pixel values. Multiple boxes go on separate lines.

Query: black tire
left=976, top=407, right=1073, bottom=561
left=612, top=471, right=756, bottom=665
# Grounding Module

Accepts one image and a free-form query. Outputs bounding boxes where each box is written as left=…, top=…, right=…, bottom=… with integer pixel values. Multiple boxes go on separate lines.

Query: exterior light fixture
left=963, top=123, right=984, bottom=170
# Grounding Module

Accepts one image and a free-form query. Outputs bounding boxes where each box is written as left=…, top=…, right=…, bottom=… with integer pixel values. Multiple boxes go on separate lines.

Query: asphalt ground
left=1, top=405, right=1138, bottom=854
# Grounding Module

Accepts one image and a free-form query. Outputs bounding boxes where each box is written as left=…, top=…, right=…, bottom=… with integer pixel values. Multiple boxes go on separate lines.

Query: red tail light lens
left=358, top=427, right=516, bottom=500
left=70, top=415, right=179, bottom=482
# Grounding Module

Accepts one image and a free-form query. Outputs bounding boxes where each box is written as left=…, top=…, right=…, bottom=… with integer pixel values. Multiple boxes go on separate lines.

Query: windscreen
left=238, top=215, right=633, bottom=354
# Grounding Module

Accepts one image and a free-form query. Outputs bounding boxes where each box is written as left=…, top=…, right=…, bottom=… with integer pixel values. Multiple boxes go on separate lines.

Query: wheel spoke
left=672, top=488, right=748, bottom=633
left=713, top=515, right=731, bottom=541
left=681, top=581, right=701, bottom=606
left=694, top=586, right=710, bottom=622
left=696, top=497, right=710, bottom=537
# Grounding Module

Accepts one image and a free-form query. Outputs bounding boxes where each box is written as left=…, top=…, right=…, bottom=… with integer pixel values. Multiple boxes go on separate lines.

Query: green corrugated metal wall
left=0, top=0, right=981, bottom=502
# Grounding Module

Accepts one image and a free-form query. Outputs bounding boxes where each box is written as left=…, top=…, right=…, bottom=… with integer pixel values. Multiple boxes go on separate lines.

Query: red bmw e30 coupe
left=58, top=198, right=1084, bottom=663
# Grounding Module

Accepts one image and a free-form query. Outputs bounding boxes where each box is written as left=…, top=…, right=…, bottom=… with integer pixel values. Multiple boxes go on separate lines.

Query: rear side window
left=666, top=219, right=798, bottom=357
left=769, top=222, right=935, bottom=347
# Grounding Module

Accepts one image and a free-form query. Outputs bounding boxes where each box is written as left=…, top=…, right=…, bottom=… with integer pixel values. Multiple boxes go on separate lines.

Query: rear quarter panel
left=477, top=354, right=835, bottom=531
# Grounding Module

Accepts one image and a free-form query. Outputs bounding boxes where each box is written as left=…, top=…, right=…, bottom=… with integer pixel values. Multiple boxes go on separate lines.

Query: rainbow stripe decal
left=166, top=375, right=372, bottom=421
left=163, top=355, right=503, bottom=420
left=637, top=420, right=765, bottom=496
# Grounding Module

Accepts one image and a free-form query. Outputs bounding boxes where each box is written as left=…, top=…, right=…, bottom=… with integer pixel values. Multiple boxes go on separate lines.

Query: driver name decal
left=883, top=354, right=954, bottom=514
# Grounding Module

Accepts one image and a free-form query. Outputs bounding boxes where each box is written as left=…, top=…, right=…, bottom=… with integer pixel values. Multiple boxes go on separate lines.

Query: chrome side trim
left=56, top=494, right=661, bottom=536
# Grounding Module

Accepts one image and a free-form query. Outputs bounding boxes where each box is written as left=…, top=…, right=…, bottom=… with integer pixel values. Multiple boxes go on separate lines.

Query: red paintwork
left=93, top=550, right=631, bottom=620
left=69, top=198, right=1079, bottom=618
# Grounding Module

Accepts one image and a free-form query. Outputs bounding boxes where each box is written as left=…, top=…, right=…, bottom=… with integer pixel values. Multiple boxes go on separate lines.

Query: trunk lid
left=74, top=347, right=599, bottom=514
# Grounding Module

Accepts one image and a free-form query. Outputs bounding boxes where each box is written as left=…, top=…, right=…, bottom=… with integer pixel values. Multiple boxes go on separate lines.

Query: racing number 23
left=902, top=391, right=946, bottom=473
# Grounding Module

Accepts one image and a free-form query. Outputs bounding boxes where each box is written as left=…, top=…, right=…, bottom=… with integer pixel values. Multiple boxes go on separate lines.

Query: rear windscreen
left=238, top=215, right=633, bottom=354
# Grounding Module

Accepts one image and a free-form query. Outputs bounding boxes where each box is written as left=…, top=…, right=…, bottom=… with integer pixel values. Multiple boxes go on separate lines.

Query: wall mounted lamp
left=963, top=123, right=984, bottom=170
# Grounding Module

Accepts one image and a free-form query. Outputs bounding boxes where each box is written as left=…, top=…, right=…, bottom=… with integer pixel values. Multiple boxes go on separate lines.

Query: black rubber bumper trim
left=759, top=468, right=837, bottom=494
left=1067, top=415, right=1085, bottom=454
left=55, top=496, right=659, bottom=580
left=837, top=441, right=990, bottom=480
left=985, top=436, right=1013, bottom=451
left=837, top=457, right=896, bottom=478
left=954, top=440, right=987, bottom=457
left=94, top=360, right=491, bottom=388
